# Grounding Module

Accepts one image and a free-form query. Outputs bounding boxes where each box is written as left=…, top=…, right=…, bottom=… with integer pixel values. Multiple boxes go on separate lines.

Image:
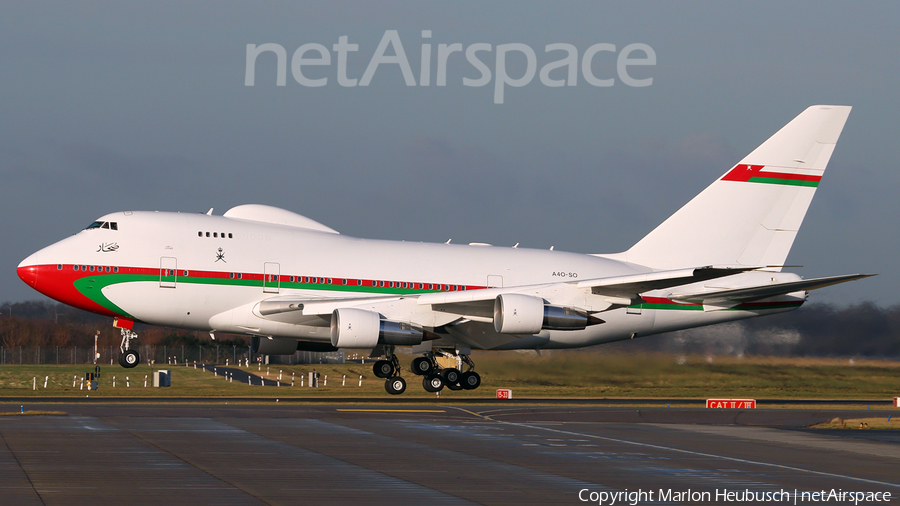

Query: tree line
left=612, top=302, right=900, bottom=357
left=0, top=301, right=247, bottom=350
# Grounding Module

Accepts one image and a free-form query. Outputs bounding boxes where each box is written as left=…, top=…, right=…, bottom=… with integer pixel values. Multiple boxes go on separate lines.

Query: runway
left=0, top=403, right=897, bottom=505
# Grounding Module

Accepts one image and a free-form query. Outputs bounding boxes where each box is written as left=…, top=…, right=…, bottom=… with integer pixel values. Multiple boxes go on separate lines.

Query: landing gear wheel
left=373, top=360, right=394, bottom=379
left=440, top=368, right=460, bottom=384
left=120, top=349, right=140, bottom=369
left=411, top=357, right=434, bottom=376
left=384, top=377, right=407, bottom=395
left=460, top=371, right=481, bottom=390
left=422, top=374, right=444, bottom=393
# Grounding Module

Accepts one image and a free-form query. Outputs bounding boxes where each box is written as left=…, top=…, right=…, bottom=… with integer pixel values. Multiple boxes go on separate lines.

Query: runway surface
left=0, top=402, right=897, bottom=505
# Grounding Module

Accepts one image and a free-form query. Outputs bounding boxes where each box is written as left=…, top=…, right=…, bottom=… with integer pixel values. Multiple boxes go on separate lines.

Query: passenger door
left=160, top=257, right=177, bottom=288
left=264, top=262, right=280, bottom=293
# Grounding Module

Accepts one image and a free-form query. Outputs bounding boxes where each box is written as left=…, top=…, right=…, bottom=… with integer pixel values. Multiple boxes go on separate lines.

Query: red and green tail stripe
left=722, top=164, right=821, bottom=187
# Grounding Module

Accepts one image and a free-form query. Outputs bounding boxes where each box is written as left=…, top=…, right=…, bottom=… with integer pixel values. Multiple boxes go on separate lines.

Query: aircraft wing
left=670, top=273, right=874, bottom=304
left=252, top=267, right=864, bottom=331
left=415, top=266, right=759, bottom=319
left=255, top=266, right=763, bottom=325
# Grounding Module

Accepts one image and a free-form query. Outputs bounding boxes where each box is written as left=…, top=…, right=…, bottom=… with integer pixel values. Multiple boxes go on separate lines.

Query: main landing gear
left=118, top=328, right=140, bottom=368
left=373, top=346, right=406, bottom=395
left=375, top=347, right=482, bottom=395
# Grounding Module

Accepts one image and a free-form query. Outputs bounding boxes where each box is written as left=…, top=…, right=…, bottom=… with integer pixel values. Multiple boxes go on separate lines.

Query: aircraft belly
left=444, top=322, right=550, bottom=350
left=103, top=282, right=260, bottom=329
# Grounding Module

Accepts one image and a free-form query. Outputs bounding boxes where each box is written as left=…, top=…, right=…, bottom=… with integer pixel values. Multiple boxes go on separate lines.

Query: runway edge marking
left=445, top=407, right=900, bottom=490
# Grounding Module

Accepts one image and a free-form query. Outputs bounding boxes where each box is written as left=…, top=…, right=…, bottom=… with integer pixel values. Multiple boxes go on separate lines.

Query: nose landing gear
left=118, top=328, right=140, bottom=369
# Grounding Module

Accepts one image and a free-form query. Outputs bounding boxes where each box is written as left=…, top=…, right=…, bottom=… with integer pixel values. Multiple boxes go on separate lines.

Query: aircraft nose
left=17, top=253, right=40, bottom=289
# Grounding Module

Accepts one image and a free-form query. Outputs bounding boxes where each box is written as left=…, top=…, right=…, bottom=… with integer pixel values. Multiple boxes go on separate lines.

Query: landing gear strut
left=376, top=346, right=407, bottom=395
left=118, top=328, right=140, bottom=368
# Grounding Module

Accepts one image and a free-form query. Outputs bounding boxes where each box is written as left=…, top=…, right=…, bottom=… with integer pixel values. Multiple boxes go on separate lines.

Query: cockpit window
left=85, top=221, right=118, bottom=231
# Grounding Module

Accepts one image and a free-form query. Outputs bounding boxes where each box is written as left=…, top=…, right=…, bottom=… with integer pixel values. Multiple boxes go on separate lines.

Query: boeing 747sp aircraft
left=17, top=105, right=870, bottom=394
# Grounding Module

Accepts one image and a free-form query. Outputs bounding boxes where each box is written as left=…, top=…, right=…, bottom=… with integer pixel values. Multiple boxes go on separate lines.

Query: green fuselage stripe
left=74, top=274, right=803, bottom=320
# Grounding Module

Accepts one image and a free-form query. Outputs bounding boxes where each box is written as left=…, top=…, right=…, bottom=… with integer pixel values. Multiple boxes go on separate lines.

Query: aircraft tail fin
left=620, top=105, right=851, bottom=271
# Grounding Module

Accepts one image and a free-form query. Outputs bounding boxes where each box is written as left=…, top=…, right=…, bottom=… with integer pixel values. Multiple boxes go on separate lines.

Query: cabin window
left=228, top=233, right=233, bottom=238
left=206, top=232, right=210, bottom=237
left=213, top=232, right=217, bottom=238
left=327, top=278, right=332, bottom=284
left=105, top=266, right=110, bottom=272
left=342, top=279, right=347, bottom=285
left=110, top=222, right=117, bottom=230
left=89, top=266, right=95, bottom=272
left=198, top=231, right=202, bottom=237
left=357, top=279, right=362, bottom=286
left=114, top=267, right=119, bottom=273
left=101, top=222, right=110, bottom=229
left=183, top=270, right=188, bottom=276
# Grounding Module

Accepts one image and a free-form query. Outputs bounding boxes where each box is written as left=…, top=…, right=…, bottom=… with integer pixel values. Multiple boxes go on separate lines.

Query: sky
left=1, top=2, right=898, bottom=306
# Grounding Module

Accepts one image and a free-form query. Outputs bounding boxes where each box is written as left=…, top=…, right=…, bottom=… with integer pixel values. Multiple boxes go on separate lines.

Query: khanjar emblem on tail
left=215, top=247, right=226, bottom=262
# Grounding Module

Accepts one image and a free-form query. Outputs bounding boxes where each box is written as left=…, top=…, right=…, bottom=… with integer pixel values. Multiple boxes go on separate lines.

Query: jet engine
left=493, top=293, right=591, bottom=334
left=330, top=307, right=423, bottom=348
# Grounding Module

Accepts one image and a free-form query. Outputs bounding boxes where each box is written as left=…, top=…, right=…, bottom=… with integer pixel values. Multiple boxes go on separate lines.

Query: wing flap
left=258, top=295, right=403, bottom=316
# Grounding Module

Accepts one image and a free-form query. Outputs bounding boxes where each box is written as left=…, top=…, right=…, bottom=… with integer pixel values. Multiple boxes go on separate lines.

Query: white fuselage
left=18, top=209, right=803, bottom=351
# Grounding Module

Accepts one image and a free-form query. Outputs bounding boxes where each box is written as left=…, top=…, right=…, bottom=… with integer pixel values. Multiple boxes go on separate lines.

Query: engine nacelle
left=251, top=336, right=300, bottom=355
left=493, top=293, right=591, bottom=334
left=330, top=308, right=424, bottom=348
left=493, top=293, right=545, bottom=334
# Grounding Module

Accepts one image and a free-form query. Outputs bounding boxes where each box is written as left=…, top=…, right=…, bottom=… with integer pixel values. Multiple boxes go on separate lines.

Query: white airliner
left=17, top=105, right=870, bottom=394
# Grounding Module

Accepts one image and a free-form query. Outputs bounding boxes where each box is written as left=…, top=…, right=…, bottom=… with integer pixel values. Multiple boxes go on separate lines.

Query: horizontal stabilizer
left=579, top=266, right=759, bottom=301
left=671, top=273, right=874, bottom=304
